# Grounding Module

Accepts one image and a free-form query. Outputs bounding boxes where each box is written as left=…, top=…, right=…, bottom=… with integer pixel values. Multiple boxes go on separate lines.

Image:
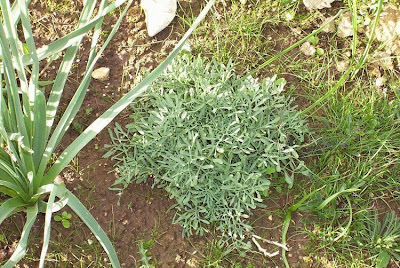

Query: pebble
left=91, top=67, right=110, bottom=81
left=337, top=12, right=353, bottom=38
left=300, top=41, right=316, bottom=56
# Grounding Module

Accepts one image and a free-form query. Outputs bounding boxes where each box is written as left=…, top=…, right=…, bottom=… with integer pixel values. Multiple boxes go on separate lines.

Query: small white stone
left=141, top=0, right=177, bottom=37
left=300, top=41, right=316, bottom=56
left=54, top=175, right=64, bottom=185
left=375, top=76, right=387, bottom=88
left=322, top=16, right=336, bottom=33
left=336, top=60, right=349, bottom=72
left=337, top=12, right=353, bottom=38
left=92, top=67, right=110, bottom=81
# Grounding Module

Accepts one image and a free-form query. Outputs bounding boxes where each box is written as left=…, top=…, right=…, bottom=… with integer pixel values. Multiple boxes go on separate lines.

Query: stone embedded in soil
left=372, top=51, right=394, bottom=70
left=141, top=0, right=177, bottom=37
left=300, top=41, right=316, bottom=56
left=337, top=12, right=353, bottom=38
left=303, top=0, right=336, bottom=10
left=371, top=5, right=400, bottom=56
left=91, top=67, right=110, bottom=81
left=336, top=59, right=349, bottom=73
left=322, top=16, right=336, bottom=33
left=375, top=76, right=387, bottom=88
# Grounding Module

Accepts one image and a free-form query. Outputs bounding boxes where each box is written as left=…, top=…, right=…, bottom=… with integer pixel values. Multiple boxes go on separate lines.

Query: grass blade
left=245, top=10, right=344, bottom=79
left=281, top=187, right=324, bottom=268
left=316, top=187, right=360, bottom=210
left=352, top=0, right=384, bottom=78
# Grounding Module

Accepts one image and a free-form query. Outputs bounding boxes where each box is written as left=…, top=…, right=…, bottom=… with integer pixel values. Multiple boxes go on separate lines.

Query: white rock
left=141, top=0, right=177, bottom=37
left=371, top=5, right=400, bottom=56
left=303, top=0, right=336, bottom=10
left=375, top=76, right=387, bottom=88
left=92, top=67, right=110, bottom=81
left=372, top=51, right=394, bottom=70
left=54, top=175, right=64, bottom=185
left=300, top=41, right=316, bottom=56
left=337, top=12, right=353, bottom=38
left=336, top=60, right=349, bottom=73
left=322, top=16, right=336, bottom=33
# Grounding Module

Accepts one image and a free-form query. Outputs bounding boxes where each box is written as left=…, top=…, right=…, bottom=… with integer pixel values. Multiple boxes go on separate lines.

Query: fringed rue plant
left=106, top=54, right=309, bottom=252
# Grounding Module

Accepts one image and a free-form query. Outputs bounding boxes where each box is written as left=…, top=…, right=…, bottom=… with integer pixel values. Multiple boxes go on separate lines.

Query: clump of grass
left=179, top=0, right=303, bottom=74
left=312, top=81, right=400, bottom=192
left=106, top=54, right=308, bottom=249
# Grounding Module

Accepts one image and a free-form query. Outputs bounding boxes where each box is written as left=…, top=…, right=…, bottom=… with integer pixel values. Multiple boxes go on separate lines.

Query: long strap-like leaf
left=18, top=0, right=39, bottom=117
left=0, top=21, right=32, bottom=174
left=37, top=0, right=133, bottom=181
left=61, top=187, right=120, bottom=267
left=39, top=184, right=67, bottom=268
left=44, top=0, right=99, bottom=140
left=21, top=0, right=128, bottom=65
left=0, top=197, right=26, bottom=226
left=11, top=0, right=32, bottom=27
left=3, top=204, right=38, bottom=268
left=42, top=0, right=217, bottom=185
left=0, top=180, right=29, bottom=201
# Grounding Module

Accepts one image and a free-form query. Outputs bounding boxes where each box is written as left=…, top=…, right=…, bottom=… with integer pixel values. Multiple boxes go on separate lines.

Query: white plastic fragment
left=141, top=0, right=177, bottom=37
left=303, top=0, right=336, bottom=10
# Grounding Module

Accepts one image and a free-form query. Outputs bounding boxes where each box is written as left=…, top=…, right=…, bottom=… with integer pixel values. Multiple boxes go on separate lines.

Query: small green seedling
left=54, top=211, right=72, bottom=229
left=85, top=107, right=93, bottom=116
left=309, top=35, right=319, bottom=45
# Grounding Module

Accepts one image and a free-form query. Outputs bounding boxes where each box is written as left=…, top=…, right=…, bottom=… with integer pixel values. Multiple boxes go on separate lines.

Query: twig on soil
left=251, top=234, right=288, bottom=258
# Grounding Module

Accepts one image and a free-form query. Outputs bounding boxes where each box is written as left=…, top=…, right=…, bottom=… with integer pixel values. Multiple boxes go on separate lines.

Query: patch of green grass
left=179, top=0, right=307, bottom=74
left=181, top=0, right=399, bottom=266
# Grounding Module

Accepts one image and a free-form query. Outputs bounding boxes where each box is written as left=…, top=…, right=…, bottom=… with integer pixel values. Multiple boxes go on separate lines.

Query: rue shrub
left=106, top=55, right=309, bottom=249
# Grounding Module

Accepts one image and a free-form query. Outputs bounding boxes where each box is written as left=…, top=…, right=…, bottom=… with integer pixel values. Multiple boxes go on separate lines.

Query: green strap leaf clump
left=106, top=54, right=308, bottom=249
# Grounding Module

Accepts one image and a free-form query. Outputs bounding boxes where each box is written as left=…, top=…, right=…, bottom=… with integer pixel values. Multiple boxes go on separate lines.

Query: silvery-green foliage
left=106, top=54, right=308, bottom=248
